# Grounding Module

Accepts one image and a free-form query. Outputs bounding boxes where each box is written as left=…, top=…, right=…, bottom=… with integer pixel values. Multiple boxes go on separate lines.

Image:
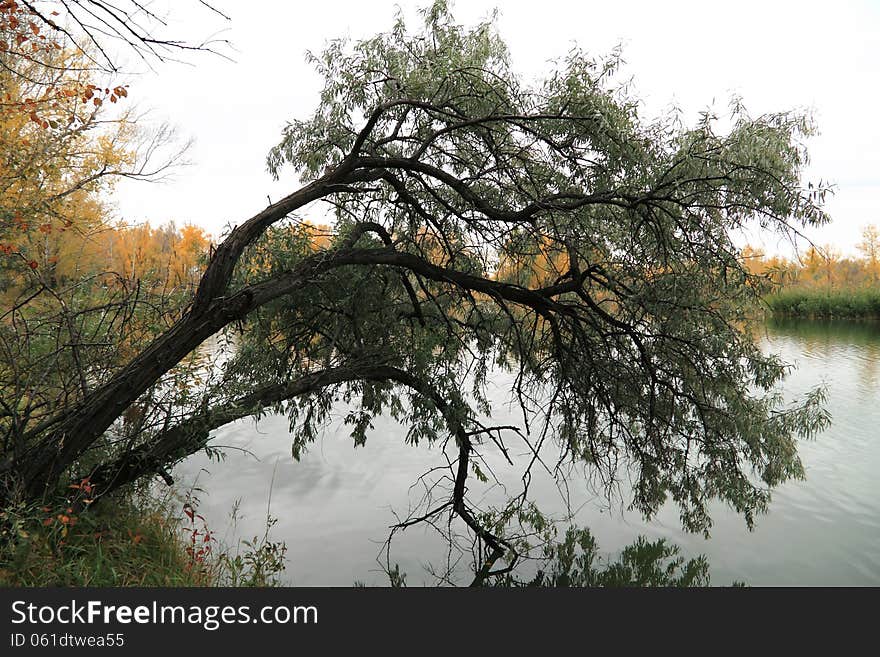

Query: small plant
left=387, top=564, right=407, bottom=588
left=28, top=477, right=97, bottom=553
left=180, top=498, right=217, bottom=583
left=215, top=513, right=288, bottom=587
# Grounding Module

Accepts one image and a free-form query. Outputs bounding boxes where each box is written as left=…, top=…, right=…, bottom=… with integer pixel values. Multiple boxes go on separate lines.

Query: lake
left=172, top=318, right=880, bottom=586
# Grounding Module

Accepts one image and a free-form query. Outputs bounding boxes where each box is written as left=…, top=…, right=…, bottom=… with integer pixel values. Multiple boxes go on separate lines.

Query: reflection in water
left=765, top=317, right=880, bottom=392
left=173, top=319, right=880, bottom=586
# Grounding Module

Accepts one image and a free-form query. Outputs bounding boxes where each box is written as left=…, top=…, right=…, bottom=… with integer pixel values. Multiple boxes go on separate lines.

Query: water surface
left=173, top=318, right=880, bottom=585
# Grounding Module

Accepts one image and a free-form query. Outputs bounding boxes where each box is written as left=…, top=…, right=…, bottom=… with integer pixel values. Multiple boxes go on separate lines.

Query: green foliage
left=214, top=520, right=288, bottom=587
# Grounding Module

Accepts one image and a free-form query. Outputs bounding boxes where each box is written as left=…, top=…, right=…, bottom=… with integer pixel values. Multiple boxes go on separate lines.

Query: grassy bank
left=0, top=488, right=286, bottom=587
left=765, top=287, right=880, bottom=319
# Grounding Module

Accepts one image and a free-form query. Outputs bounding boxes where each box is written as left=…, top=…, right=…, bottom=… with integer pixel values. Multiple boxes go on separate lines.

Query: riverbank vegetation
left=743, top=226, right=880, bottom=318
left=765, top=288, right=880, bottom=319
left=1, top=1, right=834, bottom=586
left=0, top=491, right=211, bottom=586
left=0, top=486, right=289, bottom=586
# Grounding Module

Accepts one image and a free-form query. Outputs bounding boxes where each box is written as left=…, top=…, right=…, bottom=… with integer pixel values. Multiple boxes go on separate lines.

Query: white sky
left=109, top=0, right=880, bottom=257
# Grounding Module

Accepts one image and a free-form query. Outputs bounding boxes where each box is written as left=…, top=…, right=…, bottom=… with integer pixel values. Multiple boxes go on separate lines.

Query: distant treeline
left=745, top=225, right=880, bottom=319
left=0, top=220, right=211, bottom=297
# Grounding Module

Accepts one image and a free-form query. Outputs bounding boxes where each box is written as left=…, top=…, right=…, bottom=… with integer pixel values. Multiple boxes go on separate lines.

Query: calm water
left=173, top=319, right=880, bottom=586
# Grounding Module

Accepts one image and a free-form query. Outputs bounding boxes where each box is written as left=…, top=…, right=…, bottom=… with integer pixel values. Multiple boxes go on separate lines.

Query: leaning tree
left=1, top=2, right=830, bottom=584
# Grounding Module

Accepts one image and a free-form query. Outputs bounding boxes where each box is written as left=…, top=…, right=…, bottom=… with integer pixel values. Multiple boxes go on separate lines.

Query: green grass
left=0, top=491, right=213, bottom=586
left=0, top=485, right=289, bottom=588
left=765, top=287, right=880, bottom=319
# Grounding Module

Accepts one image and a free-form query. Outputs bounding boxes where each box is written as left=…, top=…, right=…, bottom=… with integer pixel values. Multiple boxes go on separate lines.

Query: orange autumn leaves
left=0, top=2, right=145, bottom=291
left=105, top=221, right=211, bottom=291
left=2, top=218, right=212, bottom=294
left=0, top=1, right=129, bottom=131
left=742, top=228, right=880, bottom=291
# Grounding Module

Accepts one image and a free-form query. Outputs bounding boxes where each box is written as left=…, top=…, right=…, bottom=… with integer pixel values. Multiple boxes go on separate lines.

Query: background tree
left=800, top=246, right=825, bottom=287
left=0, top=1, right=193, bottom=501
left=857, top=224, right=880, bottom=283
left=819, top=244, right=841, bottom=288
left=1, top=2, right=831, bottom=585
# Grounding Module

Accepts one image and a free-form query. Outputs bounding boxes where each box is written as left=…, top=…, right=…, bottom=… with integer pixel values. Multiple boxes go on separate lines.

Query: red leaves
left=0, top=243, right=44, bottom=271
left=3, top=6, right=20, bottom=30
left=12, top=214, right=28, bottom=231
left=108, top=86, right=128, bottom=104
left=181, top=499, right=215, bottom=574
left=1, top=10, right=132, bottom=131
left=68, top=477, right=94, bottom=497
left=40, top=503, right=79, bottom=537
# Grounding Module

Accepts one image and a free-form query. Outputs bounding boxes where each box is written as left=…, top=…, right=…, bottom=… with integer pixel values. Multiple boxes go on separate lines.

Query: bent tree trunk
left=7, top=170, right=348, bottom=499
left=4, top=153, right=622, bottom=501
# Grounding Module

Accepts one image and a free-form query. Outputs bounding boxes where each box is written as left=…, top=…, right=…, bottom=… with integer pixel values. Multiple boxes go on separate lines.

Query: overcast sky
left=109, top=0, right=880, bottom=257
